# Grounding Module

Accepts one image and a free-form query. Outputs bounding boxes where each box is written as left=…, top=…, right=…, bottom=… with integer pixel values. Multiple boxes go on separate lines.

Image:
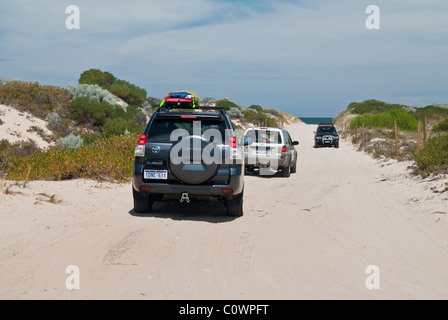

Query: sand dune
left=0, top=104, right=54, bottom=149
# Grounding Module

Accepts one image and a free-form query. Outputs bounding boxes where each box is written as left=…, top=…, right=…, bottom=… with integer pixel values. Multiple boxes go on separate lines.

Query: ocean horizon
left=299, top=117, right=334, bottom=125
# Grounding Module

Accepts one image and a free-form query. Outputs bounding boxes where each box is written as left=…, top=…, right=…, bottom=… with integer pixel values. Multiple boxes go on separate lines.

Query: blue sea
left=299, top=117, right=334, bottom=125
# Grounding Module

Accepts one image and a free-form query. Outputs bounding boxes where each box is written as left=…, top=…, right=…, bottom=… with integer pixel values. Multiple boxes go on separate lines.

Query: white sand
left=0, top=122, right=447, bottom=299
left=0, top=104, right=54, bottom=149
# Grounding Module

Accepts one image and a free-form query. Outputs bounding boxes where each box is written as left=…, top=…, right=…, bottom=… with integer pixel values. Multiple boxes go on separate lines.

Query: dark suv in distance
left=314, top=123, right=339, bottom=148
left=132, top=105, right=245, bottom=216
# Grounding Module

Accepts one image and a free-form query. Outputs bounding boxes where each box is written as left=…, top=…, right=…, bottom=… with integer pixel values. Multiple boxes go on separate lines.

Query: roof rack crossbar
left=157, top=105, right=230, bottom=113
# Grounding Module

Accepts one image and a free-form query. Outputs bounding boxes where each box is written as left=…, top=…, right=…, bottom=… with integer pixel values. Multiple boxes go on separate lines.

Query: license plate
left=256, top=149, right=270, bottom=154
left=144, top=170, right=168, bottom=180
left=324, top=140, right=330, bottom=144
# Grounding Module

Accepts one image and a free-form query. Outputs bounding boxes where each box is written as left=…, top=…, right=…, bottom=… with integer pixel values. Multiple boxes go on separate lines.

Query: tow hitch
left=180, top=192, right=190, bottom=203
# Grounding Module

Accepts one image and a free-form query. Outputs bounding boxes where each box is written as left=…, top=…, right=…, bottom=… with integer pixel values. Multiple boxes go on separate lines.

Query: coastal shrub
left=78, top=69, right=147, bottom=106
left=44, top=111, right=69, bottom=137
left=109, top=81, right=147, bottom=106
left=45, top=112, right=63, bottom=128
left=79, top=131, right=102, bottom=146
left=146, top=97, right=162, bottom=109
left=4, top=139, right=41, bottom=158
left=215, top=99, right=241, bottom=110
left=346, top=100, right=406, bottom=115
left=69, top=97, right=125, bottom=127
left=56, top=134, right=84, bottom=150
left=6, top=134, right=138, bottom=181
left=66, top=84, right=118, bottom=106
left=248, top=105, right=264, bottom=113
left=414, top=105, right=448, bottom=122
left=414, top=134, right=448, bottom=176
left=101, top=117, right=145, bottom=138
left=265, top=109, right=284, bottom=119
left=349, top=109, right=418, bottom=131
left=201, top=97, right=217, bottom=106
left=0, top=81, right=71, bottom=119
left=78, top=69, right=116, bottom=88
left=227, top=107, right=244, bottom=119
left=243, top=109, right=278, bottom=127
left=432, top=119, right=448, bottom=132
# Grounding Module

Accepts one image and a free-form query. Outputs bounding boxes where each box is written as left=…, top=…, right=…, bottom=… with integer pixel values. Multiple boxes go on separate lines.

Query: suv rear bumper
left=133, top=165, right=244, bottom=198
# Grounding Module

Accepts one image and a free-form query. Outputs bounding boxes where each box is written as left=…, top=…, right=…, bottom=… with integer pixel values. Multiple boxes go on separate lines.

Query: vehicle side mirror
left=313, top=131, right=316, bottom=134
left=293, top=141, right=299, bottom=146
left=242, top=136, right=253, bottom=146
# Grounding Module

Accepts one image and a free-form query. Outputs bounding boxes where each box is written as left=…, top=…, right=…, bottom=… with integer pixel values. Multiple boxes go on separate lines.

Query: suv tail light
left=229, top=136, right=237, bottom=149
left=281, top=145, right=287, bottom=159
left=135, top=134, right=148, bottom=157
left=138, top=134, right=148, bottom=145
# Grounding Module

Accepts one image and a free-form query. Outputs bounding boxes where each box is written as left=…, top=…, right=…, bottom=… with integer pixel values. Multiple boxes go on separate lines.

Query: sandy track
left=1, top=123, right=447, bottom=300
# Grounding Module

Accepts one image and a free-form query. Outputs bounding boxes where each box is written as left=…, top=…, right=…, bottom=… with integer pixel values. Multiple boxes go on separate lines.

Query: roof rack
left=157, top=105, right=230, bottom=114
left=318, top=122, right=334, bottom=126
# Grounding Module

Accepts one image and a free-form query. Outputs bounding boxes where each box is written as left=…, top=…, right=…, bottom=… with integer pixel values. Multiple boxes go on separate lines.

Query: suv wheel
left=281, top=160, right=291, bottom=178
left=226, top=189, right=244, bottom=217
left=133, top=187, right=153, bottom=213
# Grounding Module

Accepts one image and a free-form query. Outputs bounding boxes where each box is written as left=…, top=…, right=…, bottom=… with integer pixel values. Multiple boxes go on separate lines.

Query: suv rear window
left=245, top=129, right=282, bottom=144
left=147, top=118, right=227, bottom=143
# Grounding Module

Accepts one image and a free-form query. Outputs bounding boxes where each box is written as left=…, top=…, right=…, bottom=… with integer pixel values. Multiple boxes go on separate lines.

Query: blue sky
left=1, top=0, right=448, bottom=117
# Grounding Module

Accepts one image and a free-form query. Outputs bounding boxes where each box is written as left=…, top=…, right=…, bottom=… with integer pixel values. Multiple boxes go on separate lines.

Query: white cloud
left=1, top=0, right=448, bottom=115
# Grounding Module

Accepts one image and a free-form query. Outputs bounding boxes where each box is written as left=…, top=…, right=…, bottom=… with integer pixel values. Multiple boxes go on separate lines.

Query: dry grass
left=36, top=192, right=63, bottom=204
left=349, top=128, right=420, bottom=161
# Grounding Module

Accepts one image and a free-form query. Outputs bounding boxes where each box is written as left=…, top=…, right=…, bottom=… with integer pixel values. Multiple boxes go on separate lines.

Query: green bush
left=414, top=105, right=448, bottom=122
left=265, top=109, right=284, bottom=119
left=56, top=134, right=84, bottom=150
left=1, top=139, right=42, bottom=158
left=248, top=105, right=264, bottom=113
left=79, top=69, right=117, bottom=88
left=78, top=131, right=101, bottom=146
left=242, top=109, right=278, bottom=127
left=78, top=69, right=147, bottom=106
left=0, top=81, right=71, bottom=119
left=146, top=96, right=162, bottom=108
left=101, top=117, right=145, bottom=138
left=432, top=119, right=448, bottom=132
left=69, top=97, right=125, bottom=127
left=349, top=109, right=418, bottom=131
left=45, top=112, right=69, bottom=137
left=66, top=84, right=118, bottom=106
left=201, top=97, right=217, bottom=106
left=6, top=134, right=138, bottom=181
left=414, top=134, right=448, bottom=176
left=227, top=108, right=244, bottom=119
left=215, top=99, right=241, bottom=109
left=346, top=100, right=406, bottom=115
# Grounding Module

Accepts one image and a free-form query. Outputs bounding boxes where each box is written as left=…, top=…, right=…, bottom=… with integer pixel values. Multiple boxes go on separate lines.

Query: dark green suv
left=132, top=105, right=245, bottom=216
left=314, top=123, right=339, bottom=148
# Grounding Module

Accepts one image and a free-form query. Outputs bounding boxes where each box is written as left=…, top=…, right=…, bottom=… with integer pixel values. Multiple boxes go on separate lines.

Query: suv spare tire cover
left=169, top=136, right=219, bottom=184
